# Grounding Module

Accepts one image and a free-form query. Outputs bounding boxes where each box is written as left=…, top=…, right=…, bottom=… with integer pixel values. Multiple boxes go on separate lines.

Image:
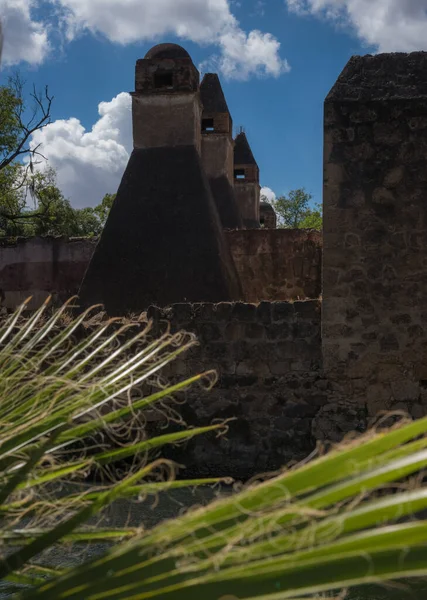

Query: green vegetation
left=0, top=74, right=114, bottom=237
left=0, top=297, right=226, bottom=596
left=1, top=298, right=427, bottom=598
left=263, top=188, right=323, bottom=230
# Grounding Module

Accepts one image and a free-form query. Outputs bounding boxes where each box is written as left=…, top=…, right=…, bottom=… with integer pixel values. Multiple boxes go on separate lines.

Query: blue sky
left=1, top=0, right=426, bottom=208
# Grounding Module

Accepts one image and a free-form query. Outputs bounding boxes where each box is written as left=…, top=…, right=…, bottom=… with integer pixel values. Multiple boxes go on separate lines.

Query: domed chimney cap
left=144, top=43, right=191, bottom=60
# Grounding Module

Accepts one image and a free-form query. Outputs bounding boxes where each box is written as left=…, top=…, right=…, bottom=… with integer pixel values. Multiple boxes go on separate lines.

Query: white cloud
left=286, top=0, right=427, bottom=52
left=30, top=92, right=132, bottom=208
left=0, top=0, right=50, bottom=65
left=261, top=186, right=276, bottom=202
left=31, top=91, right=282, bottom=209
left=53, top=0, right=289, bottom=80
left=206, top=29, right=290, bottom=80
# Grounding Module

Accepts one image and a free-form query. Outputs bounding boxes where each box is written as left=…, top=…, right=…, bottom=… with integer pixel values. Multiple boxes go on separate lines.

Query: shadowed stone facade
left=79, top=45, right=242, bottom=315
left=323, top=51, right=427, bottom=419
left=200, top=74, right=242, bottom=230
left=234, top=131, right=261, bottom=229
left=79, top=43, right=272, bottom=314
left=4, top=49, right=427, bottom=479
left=79, top=147, right=242, bottom=314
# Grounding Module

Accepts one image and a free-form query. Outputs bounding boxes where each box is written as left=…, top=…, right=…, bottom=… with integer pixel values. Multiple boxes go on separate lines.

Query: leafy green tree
left=262, top=188, right=323, bottom=230
left=0, top=72, right=52, bottom=177
left=0, top=73, right=117, bottom=237
left=94, top=192, right=115, bottom=227
left=0, top=166, right=108, bottom=237
left=299, top=201, right=323, bottom=229
left=0, top=163, right=28, bottom=235
left=0, top=72, right=57, bottom=235
left=0, top=167, right=75, bottom=237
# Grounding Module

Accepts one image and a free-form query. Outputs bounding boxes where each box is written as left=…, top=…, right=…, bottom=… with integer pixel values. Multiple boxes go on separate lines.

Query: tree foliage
left=0, top=73, right=52, bottom=176
left=262, top=188, right=323, bottom=230
left=0, top=74, right=116, bottom=238
left=0, top=166, right=110, bottom=237
left=0, top=163, right=115, bottom=237
left=94, top=192, right=115, bottom=227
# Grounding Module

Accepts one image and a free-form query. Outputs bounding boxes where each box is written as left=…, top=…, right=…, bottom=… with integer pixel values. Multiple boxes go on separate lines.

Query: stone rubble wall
left=145, top=300, right=333, bottom=479
left=322, top=52, right=427, bottom=426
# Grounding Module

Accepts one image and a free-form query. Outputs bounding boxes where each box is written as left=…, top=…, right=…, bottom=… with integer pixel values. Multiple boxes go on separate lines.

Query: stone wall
left=228, top=229, right=322, bottom=302
left=146, top=300, right=328, bottom=479
left=0, top=231, right=322, bottom=309
left=0, top=237, right=97, bottom=310
left=322, top=51, right=427, bottom=422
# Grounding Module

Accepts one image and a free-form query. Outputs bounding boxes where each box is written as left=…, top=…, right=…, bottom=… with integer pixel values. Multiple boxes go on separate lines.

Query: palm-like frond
left=2, top=297, right=427, bottom=599
left=27, top=414, right=427, bottom=599
left=0, top=297, right=229, bottom=594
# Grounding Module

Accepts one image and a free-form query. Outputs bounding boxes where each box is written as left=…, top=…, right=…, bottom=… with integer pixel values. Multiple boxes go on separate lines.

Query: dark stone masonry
left=323, top=51, right=427, bottom=425
left=2, top=48, right=427, bottom=479
left=146, top=300, right=327, bottom=479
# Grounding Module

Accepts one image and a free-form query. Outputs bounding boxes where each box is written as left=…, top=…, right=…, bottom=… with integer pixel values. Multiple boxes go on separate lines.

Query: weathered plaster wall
left=322, top=51, right=427, bottom=422
left=0, top=237, right=97, bottom=310
left=0, top=231, right=322, bottom=309
left=228, top=229, right=322, bottom=302
left=146, top=300, right=327, bottom=478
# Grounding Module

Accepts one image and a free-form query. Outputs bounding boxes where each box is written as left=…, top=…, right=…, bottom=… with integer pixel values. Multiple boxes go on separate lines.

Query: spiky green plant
left=0, top=297, right=230, bottom=596
left=2, top=298, right=427, bottom=599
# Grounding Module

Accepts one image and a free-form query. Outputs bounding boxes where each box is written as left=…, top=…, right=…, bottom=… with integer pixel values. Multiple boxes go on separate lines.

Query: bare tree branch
left=0, top=73, right=53, bottom=173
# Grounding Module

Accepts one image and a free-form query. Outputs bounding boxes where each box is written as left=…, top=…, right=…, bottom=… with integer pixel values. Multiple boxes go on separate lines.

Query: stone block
left=197, top=323, right=222, bottom=343
left=269, top=361, right=291, bottom=376
left=171, top=303, right=194, bottom=322
left=272, top=302, right=295, bottom=322
left=236, top=360, right=270, bottom=377
left=224, top=322, right=246, bottom=342
left=245, top=323, right=266, bottom=340
left=266, top=323, right=292, bottom=340
left=214, top=302, right=234, bottom=320
left=197, top=303, right=217, bottom=320
left=379, top=334, right=400, bottom=353
left=390, top=380, right=420, bottom=402
left=290, top=361, right=314, bottom=372
left=231, top=302, right=257, bottom=322
left=294, top=300, right=320, bottom=319
left=256, top=301, right=272, bottom=324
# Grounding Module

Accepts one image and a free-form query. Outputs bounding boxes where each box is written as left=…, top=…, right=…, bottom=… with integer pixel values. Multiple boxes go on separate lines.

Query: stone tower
left=200, top=73, right=242, bottom=229
left=79, top=43, right=242, bottom=315
left=234, top=131, right=261, bottom=229
left=322, top=51, right=427, bottom=409
left=132, top=43, right=201, bottom=152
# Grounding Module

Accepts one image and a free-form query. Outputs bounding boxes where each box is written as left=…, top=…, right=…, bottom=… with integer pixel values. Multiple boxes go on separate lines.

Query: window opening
left=234, top=169, right=246, bottom=180
left=154, top=73, right=173, bottom=89
left=202, top=118, right=215, bottom=132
